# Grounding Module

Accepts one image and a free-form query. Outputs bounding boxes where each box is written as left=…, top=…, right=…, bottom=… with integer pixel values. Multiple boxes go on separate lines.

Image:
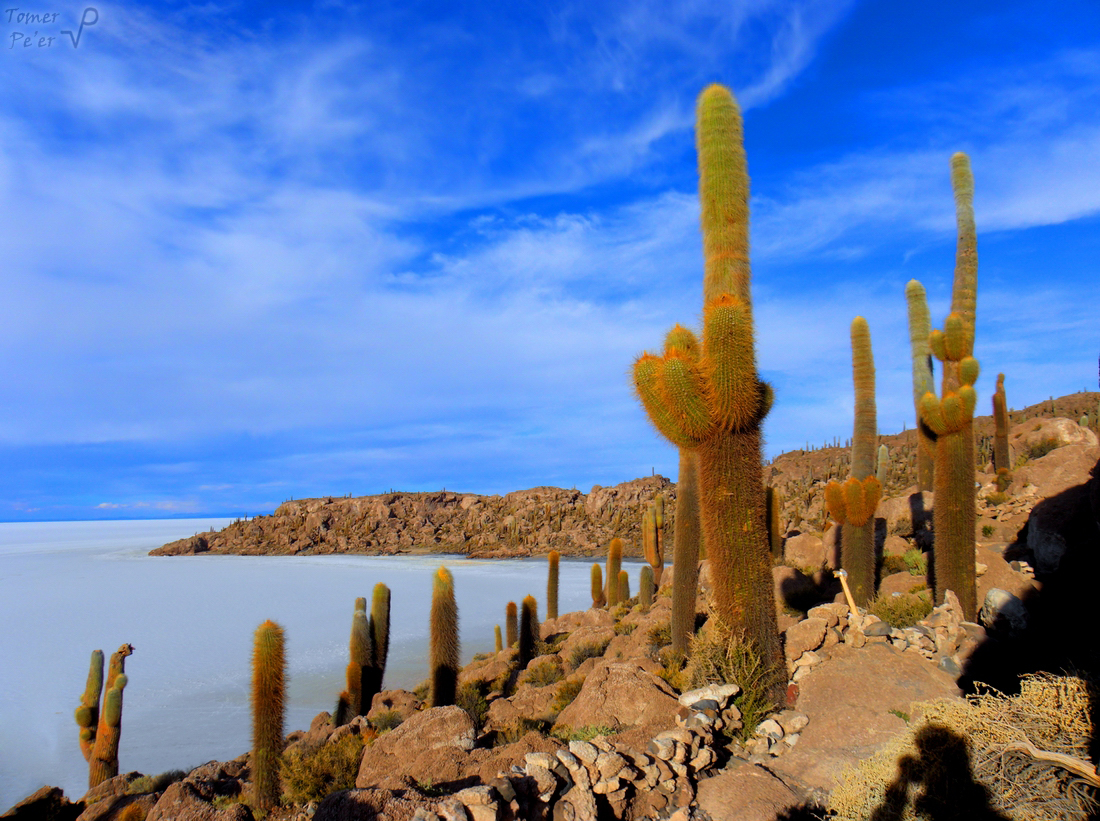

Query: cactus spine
left=632, top=84, right=783, bottom=694
left=429, top=566, right=459, bottom=707
left=606, top=538, right=623, bottom=607
left=518, top=595, right=539, bottom=669
left=366, top=583, right=390, bottom=708
left=824, top=317, right=880, bottom=606
left=251, top=620, right=285, bottom=811
left=906, top=280, right=936, bottom=492
left=590, top=564, right=605, bottom=608
left=671, top=447, right=701, bottom=656
left=917, top=152, right=980, bottom=621
left=547, top=550, right=560, bottom=621
left=346, top=598, right=372, bottom=718
left=505, top=601, right=518, bottom=648
left=993, top=373, right=1011, bottom=487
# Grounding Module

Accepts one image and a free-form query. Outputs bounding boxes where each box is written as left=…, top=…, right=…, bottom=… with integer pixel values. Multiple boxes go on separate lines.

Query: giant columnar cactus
left=671, top=445, right=701, bottom=656
left=366, top=583, right=391, bottom=706
left=993, top=373, right=1011, bottom=487
left=505, top=601, right=518, bottom=648
left=590, top=564, right=605, bottom=608
left=430, top=566, right=459, bottom=707
left=77, top=644, right=133, bottom=788
left=518, top=595, right=539, bottom=669
left=251, top=620, right=285, bottom=811
left=347, top=598, right=372, bottom=717
left=606, top=538, right=623, bottom=607
left=632, top=84, right=783, bottom=693
left=824, top=317, right=881, bottom=606
left=547, top=550, right=560, bottom=621
left=906, top=280, right=936, bottom=492
left=917, top=152, right=980, bottom=621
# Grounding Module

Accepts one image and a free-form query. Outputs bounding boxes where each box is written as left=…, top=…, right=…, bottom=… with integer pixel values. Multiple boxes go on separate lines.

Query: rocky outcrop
left=152, top=477, right=675, bottom=558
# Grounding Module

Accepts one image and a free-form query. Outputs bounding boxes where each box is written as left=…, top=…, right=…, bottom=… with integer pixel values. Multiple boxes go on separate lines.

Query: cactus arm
left=367, top=583, right=391, bottom=705
left=670, top=449, right=701, bottom=655
left=590, top=564, right=605, bottom=608
left=76, top=649, right=104, bottom=763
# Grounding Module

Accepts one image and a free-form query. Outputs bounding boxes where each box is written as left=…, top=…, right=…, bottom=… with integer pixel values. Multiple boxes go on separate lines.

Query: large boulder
left=2, top=786, right=83, bottom=821
left=314, top=788, right=428, bottom=821
left=356, top=706, right=476, bottom=791
left=783, top=532, right=826, bottom=570
left=696, top=764, right=802, bottom=821
left=552, top=662, right=679, bottom=736
left=481, top=681, right=561, bottom=736
left=1011, top=417, right=1097, bottom=455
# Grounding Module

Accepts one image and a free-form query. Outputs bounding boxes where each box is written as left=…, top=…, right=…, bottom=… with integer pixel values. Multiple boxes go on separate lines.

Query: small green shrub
left=568, top=638, right=611, bottom=668
left=496, top=716, right=554, bottom=745
left=369, top=709, right=403, bottom=732
left=412, top=679, right=430, bottom=701
left=522, top=660, right=564, bottom=687
left=456, top=680, right=491, bottom=730
left=685, top=624, right=781, bottom=741
left=902, top=549, right=927, bottom=576
left=551, top=724, right=615, bottom=742
left=613, top=621, right=637, bottom=636
left=280, top=734, right=365, bottom=805
left=986, top=491, right=1008, bottom=506
left=982, top=525, right=995, bottom=537
left=551, top=676, right=585, bottom=713
left=869, top=591, right=933, bottom=629
left=126, top=770, right=186, bottom=795
left=1024, top=436, right=1060, bottom=461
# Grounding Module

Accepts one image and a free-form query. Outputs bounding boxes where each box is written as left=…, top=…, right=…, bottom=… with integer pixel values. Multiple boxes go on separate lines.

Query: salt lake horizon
left=0, top=517, right=642, bottom=808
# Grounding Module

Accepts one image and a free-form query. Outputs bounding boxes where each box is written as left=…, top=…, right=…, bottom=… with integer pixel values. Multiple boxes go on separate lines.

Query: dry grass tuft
left=829, top=673, right=1098, bottom=821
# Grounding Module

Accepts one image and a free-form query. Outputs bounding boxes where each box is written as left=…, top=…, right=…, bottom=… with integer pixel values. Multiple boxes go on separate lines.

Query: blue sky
left=1, top=0, right=1098, bottom=520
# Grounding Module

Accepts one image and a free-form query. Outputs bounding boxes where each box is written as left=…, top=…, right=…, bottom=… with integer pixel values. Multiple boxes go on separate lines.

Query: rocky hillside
left=152, top=391, right=1100, bottom=559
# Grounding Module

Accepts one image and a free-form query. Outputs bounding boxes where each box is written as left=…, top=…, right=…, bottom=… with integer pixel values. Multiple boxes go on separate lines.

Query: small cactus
left=618, top=570, right=630, bottom=602
left=347, top=599, right=372, bottom=718
left=505, top=601, right=518, bottom=648
left=591, top=563, right=606, bottom=608
left=993, top=373, right=1011, bottom=478
left=518, top=595, right=539, bottom=669
left=547, top=550, right=560, bottom=621
left=640, top=565, right=655, bottom=611
left=251, top=620, right=286, bottom=811
left=429, top=567, right=459, bottom=707
left=494, top=624, right=503, bottom=653
left=606, top=538, right=623, bottom=607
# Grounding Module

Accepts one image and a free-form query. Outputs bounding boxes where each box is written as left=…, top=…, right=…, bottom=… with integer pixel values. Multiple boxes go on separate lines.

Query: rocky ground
left=10, top=403, right=1100, bottom=821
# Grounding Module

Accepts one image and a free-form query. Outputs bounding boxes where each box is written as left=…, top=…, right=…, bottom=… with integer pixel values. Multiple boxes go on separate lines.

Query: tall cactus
left=590, top=564, right=605, bottom=608
left=765, top=485, right=782, bottom=558
left=618, top=570, right=630, bottom=602
left=366, top=583, right=390, bottom=708
left=632, top=84, right=783, bottom=694
left=78, top=644, right=133, bottom=788
left=251, top=620, right=286, bottom=812
left=346, top=598, right=372, bottom=717
left=993, top=373, right=1011, bottom=488
left=824, top=318, right=881, bottom=607
left=906, top=280, right=936, bottom=492
left=518, top=595, right=539, bottom=669
left=917, top=152, right=980, bottom=620
left=430, top=566, right=459, bottom=707
left=547, top=550, right=560, bottom=621
left=606, top=537, right=623, bottom=607
left=671, top=446, right=701, bottom=655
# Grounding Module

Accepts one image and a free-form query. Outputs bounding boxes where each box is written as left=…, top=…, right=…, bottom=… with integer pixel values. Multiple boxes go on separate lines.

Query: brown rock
left=2, top=786, right=82, bottom=821
left=482, top=683, right=560, bottom=736
left=783, top=617, right=827, bottom=661
left=695, top=763, right=801, bottom=821
left=367, top=689, right=423, bottom=724
left=783, top=533, right=825, bottom=570
left=147, top=781, right=252, bottom=821
left=552, top=663, right=679, bottom=736
left=357, top=706, right=476, bottom=791
left=770, top=642, right=960, bottom=792
left=314, top=787, right=430, bottom=821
